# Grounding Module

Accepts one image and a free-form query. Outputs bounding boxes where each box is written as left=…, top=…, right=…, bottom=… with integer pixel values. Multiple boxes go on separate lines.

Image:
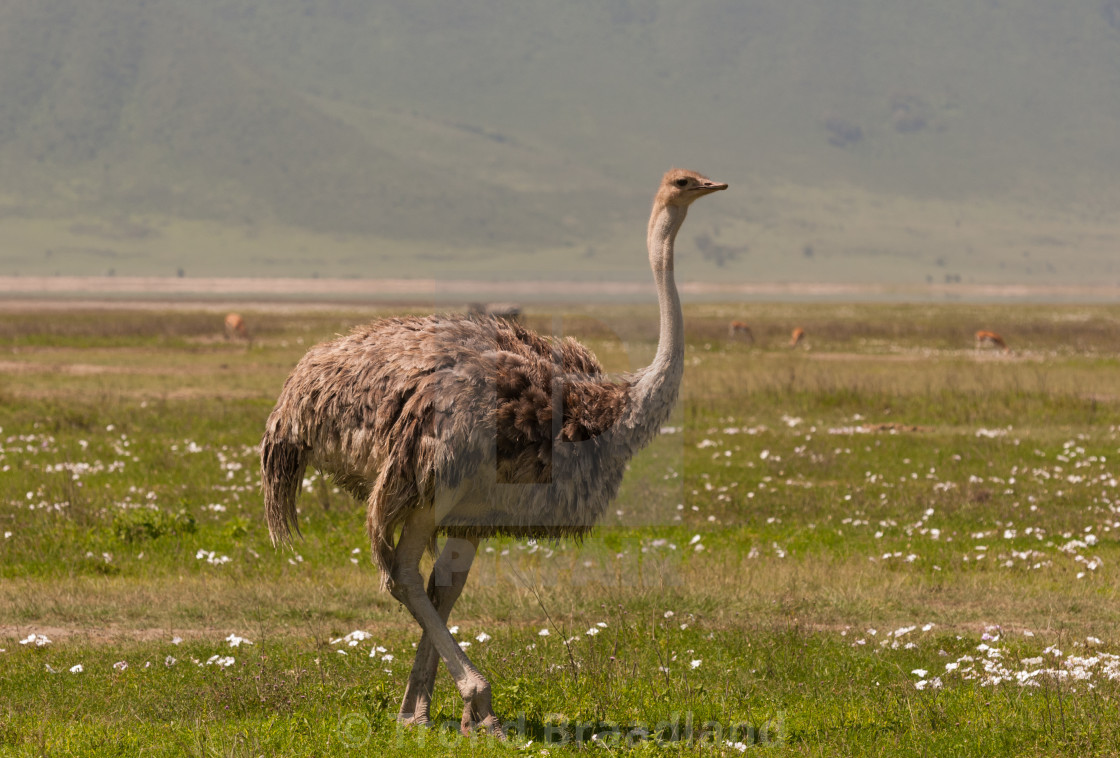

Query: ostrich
left=789, top=326, right=805, bottom=348
left=975, top=329, right=1010, bottom=353
left=224, top=313, right=250, bottom=342
left=728, top=320, right=754, bottom=342
left=259, top=169, right=727, bottom=736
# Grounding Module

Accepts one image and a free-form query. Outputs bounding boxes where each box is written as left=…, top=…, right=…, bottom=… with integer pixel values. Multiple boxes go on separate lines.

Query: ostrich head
left=647, top=168, right=727, bottom=271
left=655, top=168, right=728, bottom=208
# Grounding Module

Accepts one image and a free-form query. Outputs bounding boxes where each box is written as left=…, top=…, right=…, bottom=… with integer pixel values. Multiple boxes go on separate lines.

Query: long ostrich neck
left=623, top=200, right=687, bottom=445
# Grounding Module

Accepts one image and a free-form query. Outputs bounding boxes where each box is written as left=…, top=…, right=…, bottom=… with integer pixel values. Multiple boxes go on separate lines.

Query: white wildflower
left=19, top=634, right=51, bottom=647
left=195, top=549, right=231, bottom=565
left=331, top=630, right=372, bottom=647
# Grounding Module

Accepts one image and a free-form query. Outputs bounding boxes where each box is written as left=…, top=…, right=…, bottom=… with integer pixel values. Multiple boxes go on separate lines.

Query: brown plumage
left=260, top=168, right=727, bottom=736
left=263, top=315, right=631, bottom=571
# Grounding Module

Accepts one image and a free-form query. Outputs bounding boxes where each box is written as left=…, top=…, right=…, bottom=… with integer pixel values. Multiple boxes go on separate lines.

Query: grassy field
left=1, top=301, right=1119, bottom=756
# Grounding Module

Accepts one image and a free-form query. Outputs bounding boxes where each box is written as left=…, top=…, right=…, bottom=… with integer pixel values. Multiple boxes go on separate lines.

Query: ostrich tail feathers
left=260, top=431, right=307, bottom=547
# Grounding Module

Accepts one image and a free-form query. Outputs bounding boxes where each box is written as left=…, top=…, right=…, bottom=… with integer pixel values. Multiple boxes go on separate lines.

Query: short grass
left=1, top=303, right=1119, bottom=756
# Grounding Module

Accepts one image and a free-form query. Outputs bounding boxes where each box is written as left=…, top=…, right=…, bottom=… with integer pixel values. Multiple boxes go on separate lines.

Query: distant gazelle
left=975, top=330, right=1010, bottom=353
left=260, top=169, right=728, bottom=736
left=224, top=313, right=250, bottom=342
left=728, top=321, right=754, bottom=342
left=789, top=327, right=806, bottom=348
left=467, top=302, right=523, bottom=323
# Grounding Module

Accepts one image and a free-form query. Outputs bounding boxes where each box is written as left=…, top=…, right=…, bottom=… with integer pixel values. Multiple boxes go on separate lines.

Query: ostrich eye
left=675, top=178, right=689, bottom=188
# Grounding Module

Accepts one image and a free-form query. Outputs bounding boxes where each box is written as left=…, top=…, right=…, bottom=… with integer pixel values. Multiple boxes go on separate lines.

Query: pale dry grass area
left=3, top=546, right=1114, bottom=646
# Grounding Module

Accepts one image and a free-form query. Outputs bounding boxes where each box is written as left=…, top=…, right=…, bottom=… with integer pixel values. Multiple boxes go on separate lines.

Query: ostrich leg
left=388, top=509, right=503, bottom=737
left=398, top=536, right=478, bottom=725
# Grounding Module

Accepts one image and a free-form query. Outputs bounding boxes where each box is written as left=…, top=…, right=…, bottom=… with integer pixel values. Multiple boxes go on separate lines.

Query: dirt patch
left=1, top=276, right=1118, bottom=306
left=861, top=422, right=929, bottom=433
left=0, top=360, right=199, bottom=376
left=0, top=360, right=133, bottom=375
left=805, top=352, right=927, bottom=363
left=0, top=624, right=244, bottom=645
left=803, top=350, right=1052, bottom=364
left=0, top=622, right=402, bottom=645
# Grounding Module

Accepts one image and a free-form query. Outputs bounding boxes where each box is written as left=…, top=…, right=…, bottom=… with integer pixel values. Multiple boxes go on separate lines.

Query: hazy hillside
left=0, top=1, right=617, bottom=241
left=1, top=0, right=1119, bottom=286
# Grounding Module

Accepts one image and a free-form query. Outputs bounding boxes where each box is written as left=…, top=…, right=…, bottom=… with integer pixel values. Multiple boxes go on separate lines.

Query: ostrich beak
left=692, top=181, right=728, bottom=194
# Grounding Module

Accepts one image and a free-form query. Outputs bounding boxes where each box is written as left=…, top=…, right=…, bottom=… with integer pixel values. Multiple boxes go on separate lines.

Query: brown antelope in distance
left=224, top=313, right=250, bottom=343
left=789, top=327, right=806, bottom=348
left=467, top=302, right=523, bottom=323
left=728, top=320, right=754, bottom=342
left=975, top=329, right=1010, bottom=353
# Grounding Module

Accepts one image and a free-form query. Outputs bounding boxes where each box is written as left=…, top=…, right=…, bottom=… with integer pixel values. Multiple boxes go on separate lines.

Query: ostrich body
left=975, top=329, right=1010, bottom=352
left=260, top=169, right=727, bottom=735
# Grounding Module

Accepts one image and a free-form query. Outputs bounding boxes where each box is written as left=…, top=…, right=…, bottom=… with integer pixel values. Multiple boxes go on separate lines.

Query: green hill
left=1, top=0, right=1119, bottom=286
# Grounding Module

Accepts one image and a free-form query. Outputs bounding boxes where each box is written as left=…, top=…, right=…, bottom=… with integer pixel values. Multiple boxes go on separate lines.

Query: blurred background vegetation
left=1, top=0, right=1119, bottom=286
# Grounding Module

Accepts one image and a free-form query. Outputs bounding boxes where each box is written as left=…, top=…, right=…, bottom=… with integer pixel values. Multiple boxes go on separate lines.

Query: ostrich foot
left=396, top=709, right=432, bottom=728
left=397, top=656, right=436, bottom=729
left=397, top=681, right=433, bottom=727
left=460, top=697, right=506, bottom=739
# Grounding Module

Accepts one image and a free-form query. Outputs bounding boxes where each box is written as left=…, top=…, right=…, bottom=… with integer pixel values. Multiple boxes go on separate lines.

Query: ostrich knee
left=387, top=561, right=424, bottom=609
